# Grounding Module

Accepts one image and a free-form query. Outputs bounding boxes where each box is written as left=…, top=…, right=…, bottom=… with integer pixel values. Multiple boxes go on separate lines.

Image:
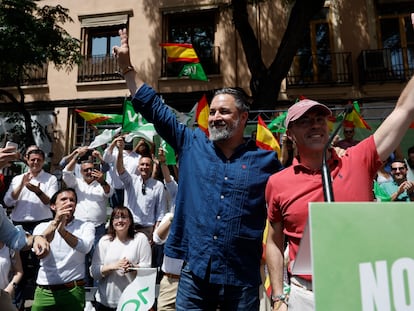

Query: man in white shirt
left=115, top=137, right=166, bottom=239
left=31, top=188, right=95, bottom=311
left=0, top=146, right=50, bottom=311
left=3, top=148, right=58, bottom=309
left=62, top=148, right=113, bottom=285
left=4, top=148, right=58, bottom=227
left=103, top=136, right=140, bottom=208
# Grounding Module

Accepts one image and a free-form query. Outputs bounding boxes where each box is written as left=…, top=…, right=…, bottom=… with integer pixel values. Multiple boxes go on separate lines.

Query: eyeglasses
left=391, top=167, right=406, bottom=172
left=113, top=215, right=128, bottom=220
left=141, top=183, right=146, bottom=195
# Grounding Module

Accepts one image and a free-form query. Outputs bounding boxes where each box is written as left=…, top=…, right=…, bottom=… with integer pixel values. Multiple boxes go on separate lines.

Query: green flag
left=160, top=139, right=176, bottom=165
left=179, top=63, right=208, bottom=81
left=373, top=181, right=392, bottom=202
left=122, top=100, right=148, bottom=132
left=268, top=111, right=287, bottom=133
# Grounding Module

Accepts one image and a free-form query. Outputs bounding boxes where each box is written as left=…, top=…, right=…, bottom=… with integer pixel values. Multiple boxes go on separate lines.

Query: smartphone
left=5, top=141, right=18, bottom=151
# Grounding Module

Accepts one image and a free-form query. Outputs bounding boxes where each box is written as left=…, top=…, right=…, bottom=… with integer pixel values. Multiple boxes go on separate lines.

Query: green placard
left=309, top=202, right=414, bottom=311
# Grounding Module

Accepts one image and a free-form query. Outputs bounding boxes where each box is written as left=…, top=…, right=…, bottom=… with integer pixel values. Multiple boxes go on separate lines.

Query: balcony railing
left=0, top=63, right=48, bottom=87
left=287, top=51, right=353, bottom=87
left=358, top=48, right=414, bottom=83
left=77, top=55, right=122, bottom=83
left=161, top=46, right=220, bottom=78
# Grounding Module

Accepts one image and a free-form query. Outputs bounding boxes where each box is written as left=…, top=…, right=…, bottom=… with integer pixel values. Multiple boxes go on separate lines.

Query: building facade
left=1, top=0, right=413, bottom=171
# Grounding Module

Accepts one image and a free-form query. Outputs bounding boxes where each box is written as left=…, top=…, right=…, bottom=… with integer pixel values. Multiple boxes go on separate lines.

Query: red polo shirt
left=266, top=135, right=382, bottom=280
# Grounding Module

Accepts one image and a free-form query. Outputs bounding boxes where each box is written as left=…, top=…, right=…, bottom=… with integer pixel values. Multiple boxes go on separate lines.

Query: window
left=78, top=12, right=130, bottom=82
left=287, top=7, right=352, bottom=86
left=162, top=9, right=219, bottom=77
left=378, top=14, right=414, bottom=78
left=88, top=27, right=121, bottom=57
left=295, top=8, right=332, bottom=84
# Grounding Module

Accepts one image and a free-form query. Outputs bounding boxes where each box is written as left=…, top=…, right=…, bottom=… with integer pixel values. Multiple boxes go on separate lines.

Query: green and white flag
left=168, top=103, right=198, bottom=128
left=179, top=63, right=208, bottom=81
left=122, top=100, right=148, bottom=132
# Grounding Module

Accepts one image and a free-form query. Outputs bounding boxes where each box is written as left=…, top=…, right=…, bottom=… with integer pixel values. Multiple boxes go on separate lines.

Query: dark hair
left=408, top=146, right=414, bottom=155
left=50, top=188, right=77, bottom=205
left=78, top=149, right=93, bottom=163
left=27, top=149, right=45, bottom=159
left=25, top=145, right=40, bottom=156
left=107, top=206, right=135, bottom=241
left=214, top=87, right=250, bottom=113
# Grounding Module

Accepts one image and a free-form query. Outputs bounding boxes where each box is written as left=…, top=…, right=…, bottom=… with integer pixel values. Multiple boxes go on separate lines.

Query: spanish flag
left=159, top=43, right=200, bottom=63
left=344, top=102, right=371, bottom=130
left=256, top=116, right=280, bottom=157
left=196, top=94, right=209, bottom=136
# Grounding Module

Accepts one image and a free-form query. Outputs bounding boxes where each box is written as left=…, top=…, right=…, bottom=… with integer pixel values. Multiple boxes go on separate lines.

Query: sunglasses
left=142, top=183, right=146, bottom=195
left=391, top=167, right=406, bottom=172
left=82, top=167, right=94, bottom=172
left=344, top=130, right=354, bottom=134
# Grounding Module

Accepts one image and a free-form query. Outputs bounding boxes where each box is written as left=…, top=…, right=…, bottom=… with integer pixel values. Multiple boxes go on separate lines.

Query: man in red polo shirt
left=265, top=74, right=414, bottom=311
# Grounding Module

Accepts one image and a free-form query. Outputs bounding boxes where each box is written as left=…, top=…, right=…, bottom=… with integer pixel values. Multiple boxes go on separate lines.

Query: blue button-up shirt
left=132, top=84, right=282, bottom=286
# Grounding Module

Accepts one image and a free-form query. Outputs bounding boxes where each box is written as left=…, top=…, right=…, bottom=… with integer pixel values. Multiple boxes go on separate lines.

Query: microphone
left=321, top=104, right=354, bottom=202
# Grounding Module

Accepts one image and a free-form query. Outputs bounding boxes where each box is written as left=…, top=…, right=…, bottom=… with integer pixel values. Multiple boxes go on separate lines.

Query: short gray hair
left=214, top=87, right=250, bottom=113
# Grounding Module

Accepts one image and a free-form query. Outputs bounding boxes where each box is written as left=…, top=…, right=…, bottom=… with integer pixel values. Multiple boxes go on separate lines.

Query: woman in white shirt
left=90, top=206, right=152, bottom=311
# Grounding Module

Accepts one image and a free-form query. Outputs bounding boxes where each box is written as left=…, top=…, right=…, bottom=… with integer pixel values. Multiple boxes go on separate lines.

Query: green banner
left=306, top=202, right=414, bottom=311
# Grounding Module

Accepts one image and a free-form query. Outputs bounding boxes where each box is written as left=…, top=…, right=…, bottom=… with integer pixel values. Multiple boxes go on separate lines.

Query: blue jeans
left=176, top=263, right=260, bottom=311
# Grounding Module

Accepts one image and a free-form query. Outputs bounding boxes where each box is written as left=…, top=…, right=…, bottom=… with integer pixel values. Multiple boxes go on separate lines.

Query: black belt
left=37, top=279, right=85, bottom=291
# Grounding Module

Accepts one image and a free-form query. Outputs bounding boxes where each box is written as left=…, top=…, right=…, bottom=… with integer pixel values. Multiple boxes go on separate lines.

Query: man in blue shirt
left=113, top=28, right=282, bottom=310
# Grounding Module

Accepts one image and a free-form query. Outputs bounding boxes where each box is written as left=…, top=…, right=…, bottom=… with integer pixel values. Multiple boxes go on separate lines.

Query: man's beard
left=209, top=117, right=240, bottom=142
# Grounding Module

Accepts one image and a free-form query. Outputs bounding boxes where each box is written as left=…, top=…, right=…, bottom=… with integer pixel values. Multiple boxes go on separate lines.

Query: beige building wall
left=3, top=0, right=412, bottom=168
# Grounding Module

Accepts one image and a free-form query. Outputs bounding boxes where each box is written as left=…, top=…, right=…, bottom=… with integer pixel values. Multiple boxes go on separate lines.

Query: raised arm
left=115, top=137, right=126, bottom=175
left=374, top=76, right=414, bottom=161
left=113, top=28, right=144, bottom=96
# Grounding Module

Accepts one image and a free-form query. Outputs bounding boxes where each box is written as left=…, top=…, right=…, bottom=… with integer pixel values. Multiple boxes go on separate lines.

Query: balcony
left=0, top=63, right=48, bottom=87
left=161, top=46, right=220, bottom=78
left=77, top=55, right=122, bottom=83
left=358, top=48, right=414, bottom=84
left=287, top=51, right=353, bottom=87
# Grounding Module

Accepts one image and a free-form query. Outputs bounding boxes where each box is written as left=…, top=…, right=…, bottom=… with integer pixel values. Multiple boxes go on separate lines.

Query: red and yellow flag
left=159, top=43, right=200, bottom=63
left=344, top=102, right=371, bottom=130
left=196, top=94, right=209, bottom=136
left=256, top=116, right=281, bottom=157
left=262, top=220, right=272, bottom=298
left=75, top=109, right=122, bottom=125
